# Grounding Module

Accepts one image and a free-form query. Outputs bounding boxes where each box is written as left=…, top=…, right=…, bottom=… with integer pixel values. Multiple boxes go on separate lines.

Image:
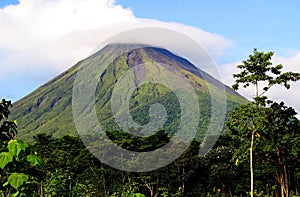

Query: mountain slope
left=11, top=44, right=246, bottom=141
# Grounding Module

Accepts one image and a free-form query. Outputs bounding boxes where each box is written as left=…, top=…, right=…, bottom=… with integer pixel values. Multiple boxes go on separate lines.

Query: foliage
left=0, top=99, right=45, bottom=196
left=232, top=48, right=300, bottom=103
left=0, top=128, right=295, bottom=196
left=0, top=99, right=17, bottom=141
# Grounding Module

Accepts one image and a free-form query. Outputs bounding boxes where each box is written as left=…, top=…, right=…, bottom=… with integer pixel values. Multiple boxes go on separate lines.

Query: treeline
left=1, top=130, right=299, bottom=196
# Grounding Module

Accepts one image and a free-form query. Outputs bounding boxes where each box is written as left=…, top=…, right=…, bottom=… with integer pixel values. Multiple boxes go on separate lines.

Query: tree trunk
left=143, top=177, right=159, bottom=197
left=277, top=148, right=286, bottom=197
left=255, top=81, right=259, bottom=98
left=68, top=181, right=72, bottom=197
left=40, top=181, right=43, bottom=197
left=251, top=84, right=258, bottom=197
left=250, top=128, right=255, bottom=197
left=281, top=181, right=285, bottom=197
left=182, top=167, right=185, bottom=197
left=283, top=165, right=289, bottom=197
left=121, top=172, right=128, bottom=196
left=146, top=183, right=154, bottom=197
left=295, top=170, right=299, bottom=196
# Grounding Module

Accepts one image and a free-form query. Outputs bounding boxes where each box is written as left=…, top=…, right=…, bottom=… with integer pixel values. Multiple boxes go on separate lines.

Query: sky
left=0, top=0, right=299, bottom=117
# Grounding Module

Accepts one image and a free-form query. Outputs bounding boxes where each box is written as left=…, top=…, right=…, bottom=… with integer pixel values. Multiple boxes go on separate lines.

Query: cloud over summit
left=0, top=0, right=233, bottom=101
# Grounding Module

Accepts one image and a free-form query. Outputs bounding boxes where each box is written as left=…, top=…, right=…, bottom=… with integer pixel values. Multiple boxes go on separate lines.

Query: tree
left=228, top=48, right=300, bottom=197
left=0, top=99, right=17, bottom=141
left=227, top=103, right=270, bottom=196
left=262, top=102, right=300, bottom=197
left=0, top=99, right=45, bottom=196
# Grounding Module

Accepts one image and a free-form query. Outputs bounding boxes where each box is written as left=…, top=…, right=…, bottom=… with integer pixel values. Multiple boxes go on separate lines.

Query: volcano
left=11, top=44, right=245, bottom=141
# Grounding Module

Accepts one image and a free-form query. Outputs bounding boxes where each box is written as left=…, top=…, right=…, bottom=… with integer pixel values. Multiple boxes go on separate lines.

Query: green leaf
left=6, top=173, right=28, bottom=190
left=27, top=154, right=45, bottom=167
left=7, top=140, right=28, bottom=157
left=134, top=193, right=146, bottom=197
left=0, top=152, right=14, bottom=169
left=235, top=158, right=239, bottom=166
left=12, top=191, right=20, bottom=197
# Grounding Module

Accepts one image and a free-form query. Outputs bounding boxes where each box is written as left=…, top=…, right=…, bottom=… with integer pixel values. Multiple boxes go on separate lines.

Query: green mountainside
left=11, top=44, right=246, bottom=141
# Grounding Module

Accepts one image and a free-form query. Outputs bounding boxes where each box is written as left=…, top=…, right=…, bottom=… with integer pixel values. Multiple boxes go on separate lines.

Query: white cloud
left=0, top=0, right=135, bottom=71
left=219, top=52, right=300, bottom=115
left=0, top=0, right=232, bottom=101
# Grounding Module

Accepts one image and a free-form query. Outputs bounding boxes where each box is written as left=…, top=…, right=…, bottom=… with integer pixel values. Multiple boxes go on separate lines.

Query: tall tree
left=263, top=102, right=300, bottom=197
left=228, top=48, right=300, bottom=197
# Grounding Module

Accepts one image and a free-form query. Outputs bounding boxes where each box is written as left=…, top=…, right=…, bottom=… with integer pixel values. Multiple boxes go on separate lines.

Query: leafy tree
left=203, top=146, right=237, bottom=197
left=228, top=48, right=300, bottom=197
left=0, top=99, right=17, bottom=141
left=227, top=103, right=270, bottom=196
left=0, top=99, right=45, bottom=196
left=262, top=102, right=300, bottom=197
left=232, top=48, right=300, bottom=105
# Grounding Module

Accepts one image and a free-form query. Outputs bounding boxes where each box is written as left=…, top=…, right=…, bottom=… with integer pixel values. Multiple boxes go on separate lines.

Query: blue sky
left=0, top=0, right=18, bottom=7
left=116, top=0, right=300, bottom=58
left=0, top=0, right=299, bottom=115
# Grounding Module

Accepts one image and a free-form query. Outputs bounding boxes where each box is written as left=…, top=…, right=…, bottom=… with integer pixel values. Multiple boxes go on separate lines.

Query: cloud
left=0, top=0, right=135, bottom=101
left=0, top=0, right=135, bottom=71
left=219, top=52, right=300, bottom=114
left=0, top=0, right=232, bottom=101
